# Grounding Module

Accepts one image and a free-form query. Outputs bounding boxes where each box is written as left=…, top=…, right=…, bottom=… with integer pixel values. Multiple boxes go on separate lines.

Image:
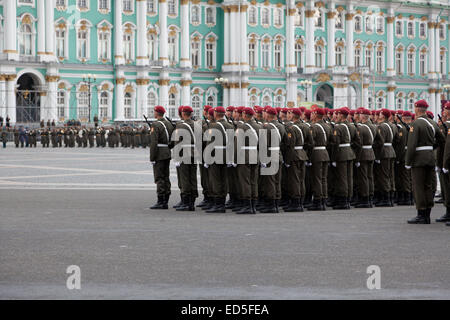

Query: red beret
left=444, top=102, right=450, bottom=110
left=304, top=110, right=312, bottom=119
left=280, top=108, right=288, bottom=114
left=402, top=111, right=413, bottom=117
left=349, top=110, right=356, bottom=116
left=226, top=106, right=235, bottom=112
left=208, top=108, right=215, bottom=116
left=291, top=108, right=302, bottom=116
left=381, top=109, right=391, bottom=118
left=299, top=107, right=306, bottom=113
left=276, top=107, right=282, bottom=114
left=361, top=108, right=371, bottom=115
left=154, top=106, right=166, bottom=114
left=215, top=106, right=226, bottom=114
left=390, top=110, right=396, bottom=116
left=338, top=108, right=349, bottom=116
left=266, top=107, right=278, bottom=115
left=355, top=108, right=364, bottom=114
left=415, top=99, right=429, bottom=109
left=426, top=111, right=434, bottom=119
left=314, top=108, right=326, bottom=116
left=237, top=106, right=245, bottom=113
left=264, top=106, right=272, bottom=112
left=375, top=110, right=381, bottom=115
left=203, top=105, right=212, bottom=112
left=182, top=106, right=193, bottom=113
left=396, top=110, right=404, bottom=115
left=255, top=106, right=263, bottom=114
left=178, top=106, right=185, bottom=113
left=243, top=107, right=255, bottom=116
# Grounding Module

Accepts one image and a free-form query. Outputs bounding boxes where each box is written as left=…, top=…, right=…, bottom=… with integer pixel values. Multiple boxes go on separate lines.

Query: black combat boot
left=207, top=198, right=226, bottom=213
left=389, top=191, right=395, bottom=207
left=396, top=192, right=404, bottom=205
left=255, top=198, right=266, bottom=211
left=236, top=200, right=254, bottom=214
left=197, top=196, right=209, bottom=208
left=326, top=196, right=336, bottom=207
left=173, top=195, right=184, bottom=209
left=308, top=199, right=325, bottom=211
left=150, top=195, right=165, bottom=210
left=259, top=200, right=279, bottom=213
left=202, top=197, right=215, bottom=210
left=407, top=210, right=429, bottom=224
left=251, top=200, right=257, bottom=214
left=446, top=221, right=450, bottom=226
left=333, top=197, right=348, bottom=210
left=284, top=198, right=304, bottom=212
left=175, top=195, right=190, bottom=211
left=375, top=192, right=390, bottom=207
left=355, top=196, right=371, bottom=208
left=232, top=199, right=244, bottom=212
left=279, top=195, right=289, bottom=208
left=436, top=207, right=450, bottom=222
left=282, top=198, right=292, bottom=210
left=369, top=195, right=374, bottom=208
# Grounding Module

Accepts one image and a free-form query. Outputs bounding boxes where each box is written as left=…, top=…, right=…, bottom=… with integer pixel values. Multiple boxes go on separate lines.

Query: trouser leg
left=358, top=161, right=370, bottom=197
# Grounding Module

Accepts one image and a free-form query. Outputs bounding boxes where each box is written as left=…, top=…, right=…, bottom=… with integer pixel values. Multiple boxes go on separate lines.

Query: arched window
left=147, top=91, right=156, bottom=117
left=295, top=43, right=303, bottom=68
left=100, top=92, right=109, bottom=118
left=274, top=42, right=283, bottom=69
left=354, top=16, right=362, bottom=32
left=376, top=46, right=384, bottom=73
left=419, top=22, right=427, bottom=38
left=206, top=95, right=215, bottom=108
left=249, top=95, right=258, bottom=108
left=419, top=50, right=427, bottom=75
left=335, top=45, right=344, bottom=66
left=376, top=17, right=384, bottom=33
left=274, top=95, right=283, bottom=108
left=123, top=31, right=134, bottom=61
left=315, top=45, right=323, bottom=68
left=168, top=35, right=177, bottom=64
left=206, top=40, right=216, bottom=69
left=249, top=41, right=257, bottom=68
left=335, top=11, right=343, bottom=29
left=78, top=91, right=89, bottom=119
left=274, top=9, right=283, bottom=27
left=294, top=8, right=303, bottom=27
left=168, top=0, right=176, bottom=16
left=19, top=23, right=33, bottom=55
left=168, top=93, right=177, bottom=118
left=355, top=47, right=361, bottom=67
left=248, top=6, right=257, bottom=25
left=56, top=27, right=66, bottom=58
left=376, top=96, right=385, bottom=109
left=261, top=8, right=270, bottom=25
left=315, top=11, right=323, bottom=27
left=407, top=50, right=415, bottom=75
left=191, top=39, right=200, bottom=68
left=98, top=29, right=110, bottom=61
left=396, top=97, right=404, bottom=110
left=396, top=20, right=403, bottom=36
left=407, top=98, right=415, bottom=111
left=261, top=41, right=271, bottom=69
left=407, top=21, right=414, bottom=37
left=365, top=16, right=373, bottom=33
left=147, top=33, right=158, bottom=61
left=147, top=0, right=156, bottom=14
left=365, top=46, right=373, bottom=70
left=124, top=92, right=132, bottom=119
left=262, top=95, right=272, bottom=107
left=123, top=0, right=132, bottom=12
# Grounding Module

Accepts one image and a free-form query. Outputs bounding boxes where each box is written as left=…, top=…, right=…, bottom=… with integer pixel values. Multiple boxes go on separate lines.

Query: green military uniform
left=198, top=117, right=213, bottom=208
left=40, top=129, right=49, bottom=148
left=149, top=117, right=175, bottom=209
left=88, top=128, right=95, bottom=147
left=1, top=128, right=8, bottom=148
left=308, top=119, right=332, bottom=211
left=439, top=120, right=450, bottom=224
left=394, top=121, right=412, bottom=205
left=14, top=129, right=19, bottom=148
left=406, top=114, right=445, bottom=224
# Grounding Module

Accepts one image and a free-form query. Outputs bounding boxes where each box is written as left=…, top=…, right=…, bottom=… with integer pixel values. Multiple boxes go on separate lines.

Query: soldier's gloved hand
left=285, top=163, right=291, bottom=168
left=174, top=162, right=181, bottom=168
left=443, top=168, right=449, bottom=174
left=405, top=165, right=411, bottom=170
left=204, top=163, right=209, bottom=169
left=435, top=167, right=441, bottom=173
left=355, top=162, right=361, bottom=168
left=306, top=162, right=312, bottom=167
left=375, top=160, right=381, bottom=164
left=261, top=163, right=267, bottom=168
left=331, top=162, right=337, bottom=167
left=150, top=161, right=156, bottom=166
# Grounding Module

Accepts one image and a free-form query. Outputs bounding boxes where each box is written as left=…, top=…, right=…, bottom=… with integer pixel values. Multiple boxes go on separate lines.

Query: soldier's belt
left=416, top=146, right=433, bottom=151
left=157, top=144, right=169, bottom=147
left=384, top=143, right=392, bottom=146
left=241, top=146, right=257, bottom=150
left=214, top=146, right=227, bottom=149
left=268, top=147, right=280, bottom=151
left=181, top=144, right=195, bottom=148
left=339, top=143, right=351, bottom=148
left=362, top=145, right=373, bottom=149
left=405, top=146, right=408, bottom=150
left=313, top=146, right=326, bottom=150
left=294, top=146, right=304, bottom=150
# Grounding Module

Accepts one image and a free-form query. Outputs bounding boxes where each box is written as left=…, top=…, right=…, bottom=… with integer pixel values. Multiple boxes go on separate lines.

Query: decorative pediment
left=316, top=73, right=331, bottom=83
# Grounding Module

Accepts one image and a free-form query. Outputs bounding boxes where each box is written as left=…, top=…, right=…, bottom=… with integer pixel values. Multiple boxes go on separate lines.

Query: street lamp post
left=299, top=80, right=313, bottom=102
left=214, top=77, right=229, bottom=106
left=82, top=74, right=97, bottom=123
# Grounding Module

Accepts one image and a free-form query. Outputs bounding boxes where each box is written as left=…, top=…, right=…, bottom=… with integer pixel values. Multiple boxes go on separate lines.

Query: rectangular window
left=99, top=0, right=109, bottom=10
left=376, top=50, right=383, bottom=73
left=56, top=29, right=66, bottom=58
left=206, top=43, right=214, bottom=68
left=78, top=30, right=88, bottom=59
left=191, top=42, right=200, bottom=68
left=249, top=43, right=256, bottom=68
left=262, top=43, right=270, bottom=68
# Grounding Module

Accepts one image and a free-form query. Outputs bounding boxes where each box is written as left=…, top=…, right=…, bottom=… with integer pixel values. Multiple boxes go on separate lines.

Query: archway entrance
left=16, top=73, right=41, bottom=123
left=315, top=84, right=334, bottom=108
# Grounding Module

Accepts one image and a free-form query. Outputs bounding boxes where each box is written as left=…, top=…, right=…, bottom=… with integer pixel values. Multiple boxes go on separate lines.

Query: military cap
left=243, top=107, right=255, bottom=116
left=402, top=111, right=413, bottom=117
left=280, top=108, right=288, bottom=114
left=299, top=107, right=307, bottom=113
left=208, top=108, right=215, bottom=116
left=396, top=110, right=404, bottom=115
left=415, top=99, right=429, bottom=109
left=349, top=110, right=356, bottom=116
left=314, top=108, right=326, bottom=116
left=254, top=106, right=263, bottom=114
left=226, top=106, right=235, bottom=112
left=380, top=108, right=391, bottom=118
left=215, top=106, right=226, bottom=114
left=266, top=107, right=278, bottom=115
left=444, top=101, right=450, bottom=110
left=203, top=105, right=213, bottom=112
left=154, top=106, right=166, bottom=114
left=291, top=108, right=302, bottom=116
left=426, top=110, right=434, bottom=119
left=275, top=107, right=282, bottom=114
left=337, top=108, right=349, bottom=116
left=237, top=106, right=245, bottom=113
left=182, top=106, right=193, bottom=113
left=304, top=109, right=312, bottom=120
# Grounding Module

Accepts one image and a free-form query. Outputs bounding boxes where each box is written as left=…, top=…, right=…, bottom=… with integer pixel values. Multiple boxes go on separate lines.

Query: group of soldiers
left=148, top=101, right=450, bottom=227
left=0, top=125, right=153, bottom=149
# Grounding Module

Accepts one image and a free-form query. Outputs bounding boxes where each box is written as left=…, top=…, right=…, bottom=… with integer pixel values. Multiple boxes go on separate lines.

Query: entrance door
left=16, top=74, right=41, bottom=123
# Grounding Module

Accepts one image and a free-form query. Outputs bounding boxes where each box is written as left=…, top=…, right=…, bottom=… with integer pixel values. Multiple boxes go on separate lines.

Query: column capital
left=345, top=13, right=355, bottom=21
left=288, top=8, right=297, bottom=16
left=180, top=0, right=189, bottom=4
left=180, top=80, right=192, bottom=87
left=5, top=74, right=17, bottom=82
left=387, top=16, right=395, bottom=24
left=0, top=74, right=6, bottom=81
left=387, top=86, right=397, bottom=92
left=45, top=75, right=60, bottom=82
left=136, top=79, right=150, bottom=86
left=305, top=10, right=315, bottom=18
left=327, top=12, right=336, bottom=19
left=116, top=78, right=126, bottom=85
left=159, top=79, right=171, bottom=86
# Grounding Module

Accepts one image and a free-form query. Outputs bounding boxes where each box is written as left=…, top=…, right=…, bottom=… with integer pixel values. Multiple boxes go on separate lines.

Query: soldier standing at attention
left=51, top=128, right=58, bottom=148
left=149, top=106, right=175, bottom=210
left=88, top=127, right=95, bottom=148
left=435, top=102, right=450, bottom=223
left=14, top=127, right=20, bottom=148
left=197, top=105, right=213, bottom=209
left=205, top=107, right=235, bottom=213
left=1, top=127, right=8, bottom=148
left=394, top=110, right=412, bottom=206
left=406, top=100, right=445, bottom=224
left=174, top=106, right=198, bottom=211
left=308, top=108, right=332, bottom=211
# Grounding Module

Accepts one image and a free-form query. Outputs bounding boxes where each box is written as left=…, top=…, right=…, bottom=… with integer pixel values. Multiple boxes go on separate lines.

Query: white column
left=435, top=23, right=441, bottom=77
left=181, top=72, right=191, bottom=106
left=327, top=10, right=336, bottom=69
left=0, top=76, right=6, bottom=120
left=136, top=0, right=148, bottom=66
left=287, top=77, right=297, bottom=107
left=387, top=85, right=395, bottom=110
left=223, top=6, right=230, bottom=71
left=305, top=2, right=315, bottom=74
left=115, top=77, right=125, bottom=120
left=386, top=13, right=395, bottom=77
left=239, top=4, right=248, bottom=72
left=286, top=1, right=296, bottom=74
left=363, top=84, right=369, bottom=108
left=45, top=0, right=56, bottom=60
left=448, top=21, right=450, bottom=79
left=4, top=0, right=18, bottom=61
left=37, top=0, right=46, bottom=60
left=114, top=0, right=124, bottom=65
left=180, top=0, right=191, bottom=68
left=6, top=75, right=16, bottom=124
left=429, top=87, right=436, bottom=116
left=159, top=71, right=170, bottom=108
left=136, top=84, right=147, bottom=118
left=159, top=0, right=169, bottom=67
left=223, top=86, right=229, bottom=107
left=428, top=21, right=436, bottom=79
left=345, top=9, right=354, bottom=69
left=229, top=6, right=238, bottom=71
left=46, top=77, right=58, bottom=121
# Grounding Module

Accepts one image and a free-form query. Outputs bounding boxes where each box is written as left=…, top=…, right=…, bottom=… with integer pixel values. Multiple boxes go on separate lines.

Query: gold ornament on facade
left=58, top=82, right=66, bottom=90
left=159, top=79, right=170, bottom=86
left=276, top=3, right=283, bottom=8
left=296, top=38, right=304, bottom=45
left=349, top=73, right=360, bottom=82
left=316, top=39, right=324, bottom=47
left=387, top=87, right=396, bottom=92
left=136, top=79, right=150, bottom=86
left=287, top=101, right=295, bottom=108
left=288, top=9, right=297, bottom=16
left=180, top=80, right=192, bottom=87
left=22, top=15, right=32, bottom=24
left=315, top=2, right=325, bottom=8
left=327, top=12, right=336, bottom=19
left=46, top=75, right=60, bottom=82
left=125, top=85, right=134, bottom=93
left=169, top=86, right=178, bottom=94
left=305, top=10, right=315, bottom=18
left=337, top=6, right=344, bottom=12
left=316, top=73, right=331, bottom=83
left=101, top=83, right=110, bottom=91
left=345, top=13, right=355, bottom=21
left=420, top=16, right=428, bottom=21
left=57, top=22, right=66, bottom=29
left=387, top=17, right=395, bottom=24
left=356, top=9, right=362, bottom=14
left=79, top=85, right=89, bottom=92
left=409, top=15, right=415, bottom=21
left=116, top=78, right=126, bottom=85
left=191, top=0, right=201, bottom=4
left=263, top=0, right=270, bottom=6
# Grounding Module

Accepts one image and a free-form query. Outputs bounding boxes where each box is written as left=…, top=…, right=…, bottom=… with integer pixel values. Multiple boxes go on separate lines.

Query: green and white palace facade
left=0, top=0, right=449, bottom=124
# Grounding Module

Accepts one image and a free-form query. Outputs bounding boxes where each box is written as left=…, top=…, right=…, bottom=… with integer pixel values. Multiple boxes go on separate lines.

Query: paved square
left=0, top=147, right=449, bottom=299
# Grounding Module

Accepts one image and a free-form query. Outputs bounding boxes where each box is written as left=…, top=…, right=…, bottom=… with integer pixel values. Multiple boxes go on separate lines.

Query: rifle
left=396, top=114, right=410, bottom=131
left=143, top=115, right=153, bottom=127
left=438, top=114, right=448, bottom=132
left=165, top=116, right=176, bottom=127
